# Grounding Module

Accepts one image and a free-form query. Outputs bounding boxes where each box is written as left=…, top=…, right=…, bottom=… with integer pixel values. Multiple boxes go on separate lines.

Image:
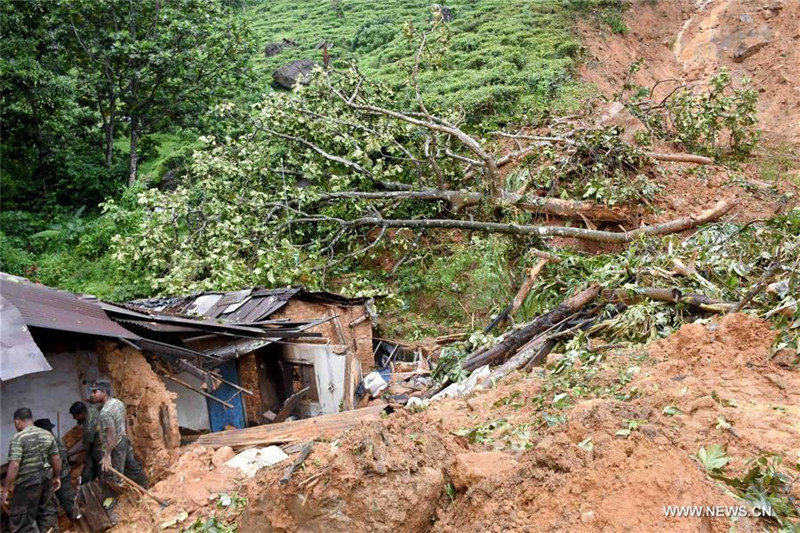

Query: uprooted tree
left=107, top=54, right=743, bottom=294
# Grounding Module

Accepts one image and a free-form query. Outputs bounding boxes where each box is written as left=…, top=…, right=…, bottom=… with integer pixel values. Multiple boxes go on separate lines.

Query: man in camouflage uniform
left=1, top=407, right=61, bottom=532
left=91, top=381, right=148, bottom=490
left=34, top=418, right=80, bottom=521
left=69, top=401, right=101, bottom=484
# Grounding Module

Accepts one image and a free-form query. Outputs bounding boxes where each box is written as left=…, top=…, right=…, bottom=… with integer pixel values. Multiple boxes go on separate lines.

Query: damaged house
left=114, top=287, right=376, bottom=433
left=1, top=273, right=375, bottom=483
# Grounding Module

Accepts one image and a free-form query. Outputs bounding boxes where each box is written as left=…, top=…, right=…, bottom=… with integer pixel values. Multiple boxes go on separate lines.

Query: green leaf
left=577, top=437, right=594, bottom=452
left=697, top=444, right=730, bottom=471
left=662, top=405, right=680, bottom=416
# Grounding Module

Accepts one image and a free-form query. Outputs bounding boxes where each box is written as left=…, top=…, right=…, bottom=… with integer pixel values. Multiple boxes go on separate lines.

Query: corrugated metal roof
left=0, top=274, right=138, bottom=340
left=0, top=295, right=52, bottom=381
left=127, top=286, right=369, bottom=323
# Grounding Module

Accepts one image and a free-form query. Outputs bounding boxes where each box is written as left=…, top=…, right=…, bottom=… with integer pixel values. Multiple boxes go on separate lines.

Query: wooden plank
left=273, top=386, right=310, bottom=423
left=193, top=405, right=385, bottom=448
left=342, top=356, right=360, bottom=411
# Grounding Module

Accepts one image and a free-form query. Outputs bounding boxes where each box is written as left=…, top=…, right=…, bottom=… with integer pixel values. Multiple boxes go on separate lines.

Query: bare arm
left=50, top=453, right=62, bottom=480
left=3, top=460, right=19, bottom=490
left=50, top=453, right=62, bottom=492
left=100, top=423, right=117, bottom=471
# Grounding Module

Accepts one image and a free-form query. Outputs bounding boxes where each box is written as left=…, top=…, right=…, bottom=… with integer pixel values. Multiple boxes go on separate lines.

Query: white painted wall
left=162, top=372, right=210, bottom=431
left=1, top=353, right=86, bottom=462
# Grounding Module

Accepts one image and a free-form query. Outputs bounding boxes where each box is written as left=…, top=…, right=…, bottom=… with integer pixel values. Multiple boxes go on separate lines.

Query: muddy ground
left=90, top=1, right=800, bottom=530
left=108, top=313, right=798, bottom=532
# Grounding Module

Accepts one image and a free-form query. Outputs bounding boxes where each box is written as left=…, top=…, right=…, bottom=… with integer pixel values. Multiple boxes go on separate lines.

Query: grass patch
left=246, top=0, right=587, bottom=126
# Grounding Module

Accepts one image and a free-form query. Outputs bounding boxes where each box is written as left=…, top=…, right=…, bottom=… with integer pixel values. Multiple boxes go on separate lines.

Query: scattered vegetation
left=624, top=69, right=760, bottom=158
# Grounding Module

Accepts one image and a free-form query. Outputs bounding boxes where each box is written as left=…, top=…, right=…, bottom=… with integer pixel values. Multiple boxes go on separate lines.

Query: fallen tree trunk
left=606, top=287, right=735, bottom=312
left=193, top=405, right=386, bottom=448
left=341, top=200, right=733, bottom=243
left=647, top=152, right=713, bottom=165
left=462, top=284, right=600, bottom=372
left=510, top=257, right=551, bottom=316
left=321, top=189, right=632, bottom=222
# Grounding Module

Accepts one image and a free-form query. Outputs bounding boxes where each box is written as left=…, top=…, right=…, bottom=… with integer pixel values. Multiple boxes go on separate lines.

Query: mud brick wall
left=272, top=299, right=374, bottom=372
left=96, top=341, right=181, bottom=481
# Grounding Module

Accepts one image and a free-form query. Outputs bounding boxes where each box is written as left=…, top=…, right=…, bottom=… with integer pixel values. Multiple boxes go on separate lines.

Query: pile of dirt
left=575, top=0, right=800, bottom=228
left=580, top=0, right=800, bottom=144
left=194, top=313, right=792, bottom=532
left=106, top=313, right=798, bottom=531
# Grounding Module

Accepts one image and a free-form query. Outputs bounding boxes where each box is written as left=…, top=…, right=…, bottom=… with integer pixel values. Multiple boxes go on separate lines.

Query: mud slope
left=580, top=0, right=800, bottom=144
left=229, top=314, right=796, bottom=532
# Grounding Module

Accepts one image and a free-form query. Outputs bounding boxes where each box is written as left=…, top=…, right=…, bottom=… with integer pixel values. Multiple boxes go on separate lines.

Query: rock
left=264, top=38, right=297, bottom=57
left=273, top=59, right=318, bottom=89
left=211, top=446, right=235, bottom=467
left=733, top=37, right=770, bottom=62
left=224, top=446, right=289, bottom=477
left=431, top=365, right=490, bottom=401
left=432, top=4, right=453, bottom=22
left=405, top=396, right=430, bottom=412
left=449, top=451, right=517, bottom=490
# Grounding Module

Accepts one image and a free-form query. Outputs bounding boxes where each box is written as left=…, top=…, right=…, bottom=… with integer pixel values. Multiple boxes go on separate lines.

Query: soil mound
left=580, top=0, right=800, bottom=144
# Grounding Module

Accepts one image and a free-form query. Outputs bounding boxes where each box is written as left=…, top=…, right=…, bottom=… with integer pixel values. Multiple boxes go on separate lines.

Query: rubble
left=223, top=446, right=289, bottom=478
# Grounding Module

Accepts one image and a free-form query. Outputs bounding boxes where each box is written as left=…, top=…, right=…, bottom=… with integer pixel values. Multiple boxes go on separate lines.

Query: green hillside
left=246, top=0, right=585, bottom=124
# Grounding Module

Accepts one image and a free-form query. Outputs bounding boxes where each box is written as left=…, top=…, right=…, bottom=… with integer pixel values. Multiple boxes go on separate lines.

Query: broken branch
left=320, top=189, right=631, bottom=222
left=337, top=200, right=733, bottom=243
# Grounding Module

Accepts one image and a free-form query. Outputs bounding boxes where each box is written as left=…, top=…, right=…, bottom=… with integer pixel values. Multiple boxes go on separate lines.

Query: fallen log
left=321, top=189, right=631, bottom=223
left=194, top=405, right=386, bottom=448
left=646, top=152, right=713, bottom=165
left=484, top=255, right=552, bottom=333
left=462, top=284, right=600, bottom=373
left=607, top=287, right=735, bottom=312
left=424, top=285, right=600, bottom=399
left=340, top=200, right=733, bottom=244
left=510, top=257, right=551, bottom=316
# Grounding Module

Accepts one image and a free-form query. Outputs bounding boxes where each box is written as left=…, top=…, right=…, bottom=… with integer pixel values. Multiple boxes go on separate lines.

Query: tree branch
left=331, top=199, right=732, bottom=243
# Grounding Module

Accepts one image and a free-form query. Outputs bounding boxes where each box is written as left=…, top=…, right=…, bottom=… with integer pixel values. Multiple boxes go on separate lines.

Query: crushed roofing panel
left=126, top=286, right=369, bottom=327
left=0, top=274, right=138, bottom=340
left=187, top=294, right=223, bottom=316
left=0, top=296, right=52, bottom=381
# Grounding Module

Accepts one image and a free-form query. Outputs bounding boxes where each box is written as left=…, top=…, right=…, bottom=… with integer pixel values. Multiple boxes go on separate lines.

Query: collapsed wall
left=273, top=299, right=374, bottom=372
left=96, top=341, right=181, bottom=480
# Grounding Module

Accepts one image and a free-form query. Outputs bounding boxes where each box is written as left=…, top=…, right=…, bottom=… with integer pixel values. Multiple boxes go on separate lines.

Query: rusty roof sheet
left=0, top=274, right=138, bottom=340
left=127, top=286, right=368, bottom=323
left=1, top=295, right=52, bottom=381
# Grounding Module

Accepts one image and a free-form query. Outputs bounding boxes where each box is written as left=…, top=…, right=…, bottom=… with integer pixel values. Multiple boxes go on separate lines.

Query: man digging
left=91, top=380, right=148, bottom=521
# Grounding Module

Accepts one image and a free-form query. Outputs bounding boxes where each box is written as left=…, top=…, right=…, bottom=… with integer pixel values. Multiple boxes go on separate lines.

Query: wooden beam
left=193, top=405, right=386, bottom=448
left=273, top=387, right=310, bottom=423
left=162, top=374, right=234, bottom=409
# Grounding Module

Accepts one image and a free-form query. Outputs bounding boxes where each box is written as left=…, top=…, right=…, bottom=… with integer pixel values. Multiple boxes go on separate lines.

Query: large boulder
left=272, top=59, right=318, bottom=89
left=432, top=4, right=453, bottom=22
